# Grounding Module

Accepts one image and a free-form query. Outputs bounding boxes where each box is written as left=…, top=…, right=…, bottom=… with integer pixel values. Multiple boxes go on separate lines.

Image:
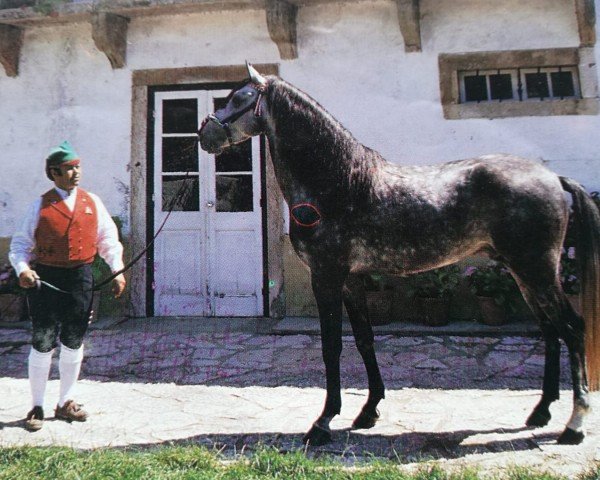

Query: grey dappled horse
left=199, top=64, right=600, bottom=447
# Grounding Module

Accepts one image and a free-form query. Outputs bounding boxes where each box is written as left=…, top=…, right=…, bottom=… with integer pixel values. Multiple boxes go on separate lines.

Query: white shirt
left=9, top=186, right=125, bottom=276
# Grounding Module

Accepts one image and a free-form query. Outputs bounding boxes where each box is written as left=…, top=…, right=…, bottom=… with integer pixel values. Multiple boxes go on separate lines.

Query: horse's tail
left=560, top=176, right=600, bottom=391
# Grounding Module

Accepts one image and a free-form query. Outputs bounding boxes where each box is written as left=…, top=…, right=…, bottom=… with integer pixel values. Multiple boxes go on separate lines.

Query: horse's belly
left=348, top=238, right=486, bottom=275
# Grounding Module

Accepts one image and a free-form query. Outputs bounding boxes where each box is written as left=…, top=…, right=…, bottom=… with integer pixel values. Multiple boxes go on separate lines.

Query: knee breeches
left=28, top=264, right=94, bottom=352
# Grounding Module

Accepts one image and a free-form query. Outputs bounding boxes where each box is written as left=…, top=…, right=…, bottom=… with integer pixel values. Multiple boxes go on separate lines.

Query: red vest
left=34, top=188, right=98, bottom=268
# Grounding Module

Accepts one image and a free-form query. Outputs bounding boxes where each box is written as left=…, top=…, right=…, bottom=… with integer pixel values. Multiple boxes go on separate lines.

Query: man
left=9, top=141, right=126, bottom=431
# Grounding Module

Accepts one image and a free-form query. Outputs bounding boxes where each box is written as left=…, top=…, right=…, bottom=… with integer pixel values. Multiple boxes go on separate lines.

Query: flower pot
left=418, top=296, right=450, bottom=326
left=477, top=296, right=507, bottom=326
left=366, top=290, right=393, bottom=326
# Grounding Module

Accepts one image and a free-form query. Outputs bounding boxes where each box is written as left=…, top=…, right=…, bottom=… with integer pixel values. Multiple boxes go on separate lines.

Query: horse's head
left=198, top=63, right=268, bottom=155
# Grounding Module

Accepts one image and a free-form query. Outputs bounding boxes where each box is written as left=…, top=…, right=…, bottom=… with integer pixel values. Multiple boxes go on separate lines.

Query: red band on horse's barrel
left=291, top=203, right=322, bottom=228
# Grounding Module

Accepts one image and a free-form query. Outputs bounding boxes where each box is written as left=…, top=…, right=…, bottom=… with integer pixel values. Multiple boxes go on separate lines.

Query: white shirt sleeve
left=89, top=193, right=125, bottom=274
left=9, top=198, right=42, bottom=276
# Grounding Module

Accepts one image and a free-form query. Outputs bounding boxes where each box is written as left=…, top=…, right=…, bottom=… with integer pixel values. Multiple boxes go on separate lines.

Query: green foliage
left=364, top=273, right=392, bottom=292
left=464, top=262, right=519, bottom=311
left=0, top=445, right=592, bottom=479
left=579, top=461, right=600, bottom=480
left=406, top=265, right=461, bottom=299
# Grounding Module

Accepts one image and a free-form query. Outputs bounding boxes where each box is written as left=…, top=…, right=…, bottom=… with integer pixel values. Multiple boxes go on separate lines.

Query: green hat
left=46, top=140, right=80, bottom=166
left=45, top=141, right=80, bottom=179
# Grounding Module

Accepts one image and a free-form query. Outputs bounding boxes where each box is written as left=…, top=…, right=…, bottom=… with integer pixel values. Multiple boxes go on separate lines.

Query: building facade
left=0, top=0, right=598, bottom=318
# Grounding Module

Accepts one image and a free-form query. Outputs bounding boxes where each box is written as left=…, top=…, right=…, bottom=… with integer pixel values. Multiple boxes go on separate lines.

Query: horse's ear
left=246, top=61, right=267, bottom=87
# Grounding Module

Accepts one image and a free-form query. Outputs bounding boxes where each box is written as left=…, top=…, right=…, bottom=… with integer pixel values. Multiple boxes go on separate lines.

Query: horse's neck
left=265, top=82, right=374, bottom=203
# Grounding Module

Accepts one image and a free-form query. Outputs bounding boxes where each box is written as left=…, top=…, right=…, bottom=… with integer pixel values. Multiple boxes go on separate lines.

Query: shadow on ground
left=110, top=425, right=556, bottom=463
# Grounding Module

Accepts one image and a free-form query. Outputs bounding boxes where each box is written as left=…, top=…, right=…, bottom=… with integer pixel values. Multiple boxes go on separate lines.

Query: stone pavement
left=0, top=316, right=599, bottom=477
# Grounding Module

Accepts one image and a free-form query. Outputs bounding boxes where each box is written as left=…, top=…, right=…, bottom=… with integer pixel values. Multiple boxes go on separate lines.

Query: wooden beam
left=0, top=23, right=22, bottom=77
left=91, top=12, right=129, bottom=69
left=396, top=0, right=421, bottom=52
left=574, top=0, right=596, bottom=46
left=266, top=0, right=297, bottom=60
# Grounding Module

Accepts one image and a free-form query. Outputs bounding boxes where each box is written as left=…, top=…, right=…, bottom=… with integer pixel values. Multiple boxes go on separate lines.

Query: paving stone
left=0, top=321, right=597, bottom=477
left=414, top=359, right=448, bottom=370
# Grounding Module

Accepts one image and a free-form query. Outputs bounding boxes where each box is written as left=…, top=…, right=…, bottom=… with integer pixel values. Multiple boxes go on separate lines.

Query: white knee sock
left=58, top=343, right=84, bottom=408
left=28, top=347, right=54, bottom=408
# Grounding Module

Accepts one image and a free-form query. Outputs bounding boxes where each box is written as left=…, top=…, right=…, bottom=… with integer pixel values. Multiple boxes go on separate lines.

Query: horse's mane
left=264, top=77, right=385, bottom=199
left=266, top=77, right=362, bottom=151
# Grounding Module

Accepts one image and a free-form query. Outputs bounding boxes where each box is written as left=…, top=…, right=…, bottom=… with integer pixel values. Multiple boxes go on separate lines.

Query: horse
left=198, top=63, right=600, bottom=447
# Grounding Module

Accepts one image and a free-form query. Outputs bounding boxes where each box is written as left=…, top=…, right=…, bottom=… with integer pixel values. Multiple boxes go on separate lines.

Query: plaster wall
left=285, top=0, right=599, bottom=190
left=0, top=1, right=597, bottom=237
left=0, top=0, right=598, bottom=317
left=0, top=23, right=132, bottom=237
left=0, top=10, right=281, bottom=239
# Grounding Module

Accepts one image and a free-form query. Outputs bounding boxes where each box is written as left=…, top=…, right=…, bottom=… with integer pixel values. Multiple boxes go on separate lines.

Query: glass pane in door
left=162, top=175, right=200, bottom=211
left=216, top=175, right=253, bottom=212
left=162, top=99, right=198, bottom=133
left=162, top=137, right=198, bottom=172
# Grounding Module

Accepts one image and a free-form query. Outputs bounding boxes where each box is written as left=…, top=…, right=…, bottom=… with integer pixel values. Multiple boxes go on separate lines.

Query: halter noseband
left=200, top=82, right=266, bottom=147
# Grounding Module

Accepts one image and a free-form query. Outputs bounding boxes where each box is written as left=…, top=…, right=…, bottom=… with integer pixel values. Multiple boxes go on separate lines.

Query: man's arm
left=90, top=193, right=126, bottom=298
left=9, top=199, right=42, bottom=288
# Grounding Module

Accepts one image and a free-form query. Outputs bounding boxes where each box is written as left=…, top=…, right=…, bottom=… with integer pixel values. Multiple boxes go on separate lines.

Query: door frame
left=130, top=63, right=284, bottom=318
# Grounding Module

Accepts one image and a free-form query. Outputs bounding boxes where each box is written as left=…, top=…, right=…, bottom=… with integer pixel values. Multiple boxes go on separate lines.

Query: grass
left=0, top=445, right=598, bottom=480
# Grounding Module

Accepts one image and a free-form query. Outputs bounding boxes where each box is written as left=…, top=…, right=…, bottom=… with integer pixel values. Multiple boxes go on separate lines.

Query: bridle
left=199, top=82, right=266, bottom=147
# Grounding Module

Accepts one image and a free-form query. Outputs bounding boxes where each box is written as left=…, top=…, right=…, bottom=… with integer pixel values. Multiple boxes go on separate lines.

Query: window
left=438, top=48, right=599, bottom=119
left=459, top=67, right=579, bottom=103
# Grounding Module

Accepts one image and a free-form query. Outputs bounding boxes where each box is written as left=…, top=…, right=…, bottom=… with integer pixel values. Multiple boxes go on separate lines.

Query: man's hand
left=19, top=269, right=39, bottom=289
left=111, top=274, right=126, bottom=298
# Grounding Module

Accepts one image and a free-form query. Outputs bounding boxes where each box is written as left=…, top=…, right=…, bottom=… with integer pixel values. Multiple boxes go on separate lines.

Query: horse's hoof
left=302, top=423, right=332, bottom=446
left=557, top=428, right=585, bottom=445
left=352, top=408, right=380, bottom=430
left=526, top=409, right=551, bottom=428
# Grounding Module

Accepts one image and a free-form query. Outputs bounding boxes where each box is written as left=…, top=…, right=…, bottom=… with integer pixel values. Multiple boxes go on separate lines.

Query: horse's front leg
left=302, top=270, right=345, bottom=446
left=343, top=274, right=385, bottom=429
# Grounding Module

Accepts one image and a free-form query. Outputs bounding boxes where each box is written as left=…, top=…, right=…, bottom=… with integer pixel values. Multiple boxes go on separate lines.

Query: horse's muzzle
left=198, top=117, right=226, bottom=154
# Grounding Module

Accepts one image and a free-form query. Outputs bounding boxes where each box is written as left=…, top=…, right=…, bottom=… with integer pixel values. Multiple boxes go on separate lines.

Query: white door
left=153, top=89, right=264, bottom=317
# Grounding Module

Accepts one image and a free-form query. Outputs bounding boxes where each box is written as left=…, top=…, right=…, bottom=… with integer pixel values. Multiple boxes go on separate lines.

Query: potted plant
left=406, top=265, right=461, bottom=326
left=464, top=262, right=519, bottom=325
left=364, top=273, right=393, bottom=326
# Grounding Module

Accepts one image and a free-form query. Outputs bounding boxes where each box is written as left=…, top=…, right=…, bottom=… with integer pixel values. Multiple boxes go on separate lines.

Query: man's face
left=52, top=163, right=81, bottom=191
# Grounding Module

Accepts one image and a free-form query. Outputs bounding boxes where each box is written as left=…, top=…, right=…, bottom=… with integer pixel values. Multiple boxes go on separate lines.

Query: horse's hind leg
left=343, top=274, right=385, bottom=429
left=512, top=274, right=590, bottom=444
left=526, top=319, right=562, bottom=427
left=506, top=282, right=561, bottom=427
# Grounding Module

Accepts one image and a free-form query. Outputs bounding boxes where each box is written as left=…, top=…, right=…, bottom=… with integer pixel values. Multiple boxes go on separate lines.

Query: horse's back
left=347, top=153, right=569, bottom=273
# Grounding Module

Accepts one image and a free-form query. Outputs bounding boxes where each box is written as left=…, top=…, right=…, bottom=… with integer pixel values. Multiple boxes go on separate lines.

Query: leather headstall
left=199, top=82, right=266, bottom=147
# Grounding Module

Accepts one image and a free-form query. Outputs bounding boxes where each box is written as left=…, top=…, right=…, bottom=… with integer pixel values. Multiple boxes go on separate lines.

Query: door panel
left=153, top=89, right=263, bottom=317
left=213, top=229, right=261, bottom=316
left=154, top=230, right=207, bottom=316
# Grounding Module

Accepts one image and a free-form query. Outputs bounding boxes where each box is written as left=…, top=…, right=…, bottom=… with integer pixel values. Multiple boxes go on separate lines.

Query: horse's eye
left=232, top=91, right=254, bottom=107
left=231, top=96, right=243, bottom=108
